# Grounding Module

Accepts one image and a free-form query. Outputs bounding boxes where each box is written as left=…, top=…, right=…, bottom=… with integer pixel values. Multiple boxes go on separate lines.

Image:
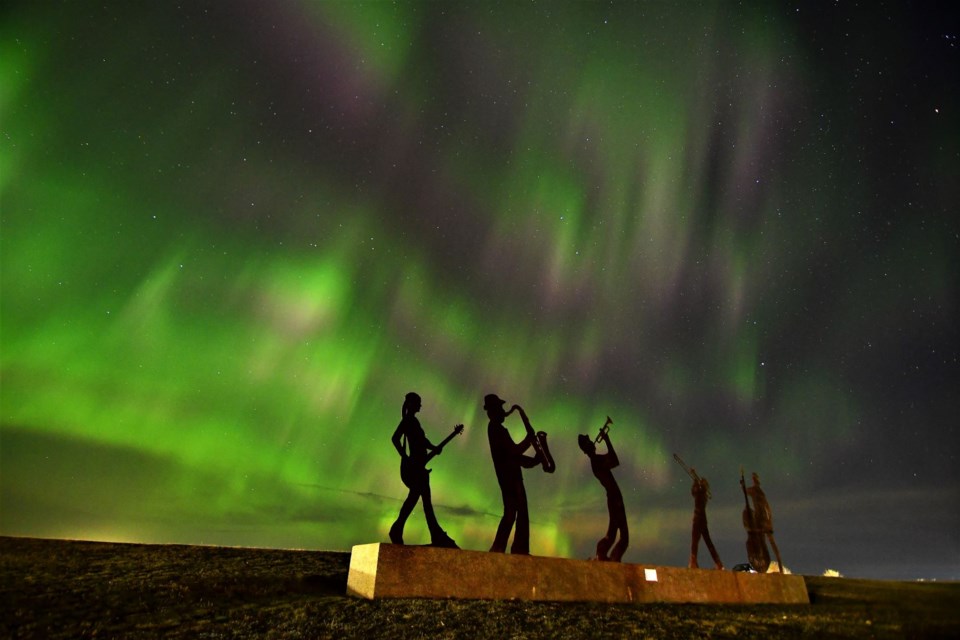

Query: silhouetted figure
left=740, top=468, right=770, bottom=572
left=578, top=427, right=628, bottom=562
left=746, top=472, right=783, bottom=573
left=389, top=392, right=459, bottom=548
left=689, top=473, right=723, bottom=569
left=485, top=394, right=541, bottom=554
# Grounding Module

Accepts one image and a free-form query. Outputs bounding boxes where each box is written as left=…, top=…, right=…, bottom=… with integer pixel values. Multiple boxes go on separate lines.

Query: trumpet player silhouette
left=578, top=418, right=628, bottom=562
left=485, top=394, right=553, bottom=555
left=389, top=392, right=459, bottom=548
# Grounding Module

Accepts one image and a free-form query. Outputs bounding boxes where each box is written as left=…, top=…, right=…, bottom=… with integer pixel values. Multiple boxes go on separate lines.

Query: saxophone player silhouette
left=484, top=394, right=554, bottom=555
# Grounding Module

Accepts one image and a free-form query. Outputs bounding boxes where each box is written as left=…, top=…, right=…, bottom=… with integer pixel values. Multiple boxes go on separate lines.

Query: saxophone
left=506, top=404, right=556, bottom=473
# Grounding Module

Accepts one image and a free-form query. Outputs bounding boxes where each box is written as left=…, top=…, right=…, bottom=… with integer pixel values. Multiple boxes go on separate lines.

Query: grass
left=2, top=536, right=958, bottom=638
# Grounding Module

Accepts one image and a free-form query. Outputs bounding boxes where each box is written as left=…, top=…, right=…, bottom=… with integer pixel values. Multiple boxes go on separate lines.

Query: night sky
left=2, top=1, right=958, bottom=581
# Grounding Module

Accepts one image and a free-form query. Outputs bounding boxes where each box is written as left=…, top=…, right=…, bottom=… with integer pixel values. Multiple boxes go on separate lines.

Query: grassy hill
left=2, top=536, right=958, bottom=639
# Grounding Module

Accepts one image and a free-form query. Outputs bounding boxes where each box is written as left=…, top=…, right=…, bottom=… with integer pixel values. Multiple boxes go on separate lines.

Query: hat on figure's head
left=483, top=393, right=506, bottom=410
left=577, top=434, right=593, bottom=452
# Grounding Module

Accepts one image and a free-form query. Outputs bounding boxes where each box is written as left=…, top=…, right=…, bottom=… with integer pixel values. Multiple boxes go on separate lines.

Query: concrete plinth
left=346, top=543, right=809, bottom=604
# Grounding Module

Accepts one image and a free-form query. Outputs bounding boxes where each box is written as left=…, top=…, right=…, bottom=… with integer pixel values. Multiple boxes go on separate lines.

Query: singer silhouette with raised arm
left=689, top=471, right=724, bottom=569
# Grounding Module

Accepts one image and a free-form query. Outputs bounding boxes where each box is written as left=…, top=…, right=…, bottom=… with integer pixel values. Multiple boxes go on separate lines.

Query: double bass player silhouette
left=740, top=467, right=770, bottom=572
left=745, top=471, right=784, bottom=573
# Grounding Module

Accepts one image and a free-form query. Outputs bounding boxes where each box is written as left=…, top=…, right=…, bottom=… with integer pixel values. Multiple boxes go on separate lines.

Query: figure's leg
left=490, top=483, right=516, bottom=553
left=702, top=526, right=724, bottom=570
left=419, top=478, right=440, bottom=533
left=609, top=510, right=629, bottom=562
left=511, top=483, right=530, bottom=555
left=596, top=495, right=621, bottom=561
left=768, top=533, right=784, bottom=573
left=390, top=488, right=421, bottom=544
left=689, top=524, right=701, bottom=568
left=420, top=480, right=458, bottom=548
left=756, top=536, right=771, bottom=573
left=594, top=513, right=616, bottom=561
left=595, top=536, right=612, bottom=561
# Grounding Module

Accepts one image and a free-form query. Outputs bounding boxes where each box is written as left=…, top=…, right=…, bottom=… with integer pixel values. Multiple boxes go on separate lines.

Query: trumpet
left=673, top=453, right=711, bottom=499
left=506, top=404, right=556, bottom=473
left=594, top=416, right=613, bottom=443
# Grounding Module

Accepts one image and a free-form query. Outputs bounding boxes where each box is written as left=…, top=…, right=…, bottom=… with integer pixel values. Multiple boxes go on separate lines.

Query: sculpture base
left=346, top=543, right=809, bottom=604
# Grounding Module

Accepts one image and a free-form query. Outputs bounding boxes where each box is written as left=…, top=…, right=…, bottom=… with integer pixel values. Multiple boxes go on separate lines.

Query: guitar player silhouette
left=389, top=392, right=460, bottom=548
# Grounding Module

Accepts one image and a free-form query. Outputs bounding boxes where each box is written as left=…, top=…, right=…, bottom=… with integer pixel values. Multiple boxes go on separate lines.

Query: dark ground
left=2, top=537, right=958, bottom=639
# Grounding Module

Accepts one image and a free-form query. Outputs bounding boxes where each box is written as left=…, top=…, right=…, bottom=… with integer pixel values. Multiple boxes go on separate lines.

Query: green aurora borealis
left=1, top=1, right=957, bottom=579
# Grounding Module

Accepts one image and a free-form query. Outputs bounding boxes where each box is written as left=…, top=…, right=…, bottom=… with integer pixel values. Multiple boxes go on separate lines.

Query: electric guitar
left=400, top=424, right=464, bottom=488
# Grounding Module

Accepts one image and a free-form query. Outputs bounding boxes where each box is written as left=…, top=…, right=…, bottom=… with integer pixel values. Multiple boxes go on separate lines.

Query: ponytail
left=402, top=392, right=421, bottom=419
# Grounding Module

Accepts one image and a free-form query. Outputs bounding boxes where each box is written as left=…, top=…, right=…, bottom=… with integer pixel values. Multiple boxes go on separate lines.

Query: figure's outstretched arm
left=519, top=454, right=539, bottom=468
left=602, top=432, right=620, bottom=468
left=515, top=432, right=535, bottom=455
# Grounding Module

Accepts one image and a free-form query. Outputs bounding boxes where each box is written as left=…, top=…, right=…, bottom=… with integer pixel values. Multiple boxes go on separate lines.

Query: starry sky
left=2, top=1, right=958, bottom=580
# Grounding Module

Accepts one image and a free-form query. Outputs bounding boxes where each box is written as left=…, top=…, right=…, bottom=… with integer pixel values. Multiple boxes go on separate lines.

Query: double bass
left=740, top=467, right=770, bottom=572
